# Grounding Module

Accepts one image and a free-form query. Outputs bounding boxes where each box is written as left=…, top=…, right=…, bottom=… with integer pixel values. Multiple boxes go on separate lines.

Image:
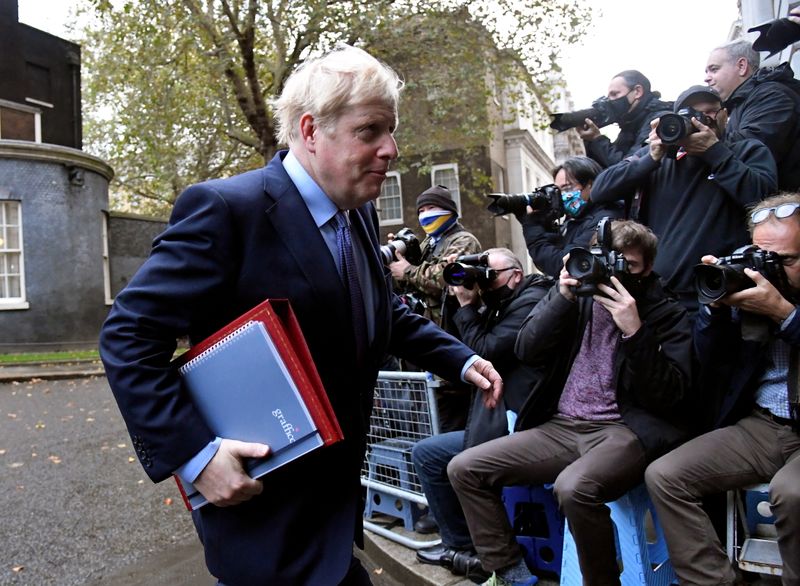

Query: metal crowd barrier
left=361, top=370, right=441, bottom=549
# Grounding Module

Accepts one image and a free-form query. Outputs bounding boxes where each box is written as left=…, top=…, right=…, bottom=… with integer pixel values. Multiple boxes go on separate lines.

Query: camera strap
left=629, top=185, right=645, bottom=221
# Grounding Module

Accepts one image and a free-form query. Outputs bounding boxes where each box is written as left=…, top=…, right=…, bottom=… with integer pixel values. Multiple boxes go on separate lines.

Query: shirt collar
left=283, top=150, right=339, bottom=228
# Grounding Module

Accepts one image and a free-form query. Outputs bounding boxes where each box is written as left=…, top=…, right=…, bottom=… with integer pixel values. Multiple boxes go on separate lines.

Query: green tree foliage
left=80, top=0, right=591, bottom=212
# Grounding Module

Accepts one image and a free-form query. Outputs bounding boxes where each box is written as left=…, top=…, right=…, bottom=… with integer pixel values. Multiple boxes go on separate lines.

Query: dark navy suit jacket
left=99, top=151, right=473, bottom=585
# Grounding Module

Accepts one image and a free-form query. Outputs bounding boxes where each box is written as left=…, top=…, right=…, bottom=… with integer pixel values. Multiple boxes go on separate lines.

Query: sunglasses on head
left=750, top=202, right=800, bottom=225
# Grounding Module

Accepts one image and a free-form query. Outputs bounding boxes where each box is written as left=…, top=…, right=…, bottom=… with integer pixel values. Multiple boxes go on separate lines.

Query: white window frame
left=378, top=171, right=404, bottom=226
left=0, top=200, right=29, bottom=310
left=0, top=99, right=42, bottom=142
left=430, top=163, right=461, bottom=215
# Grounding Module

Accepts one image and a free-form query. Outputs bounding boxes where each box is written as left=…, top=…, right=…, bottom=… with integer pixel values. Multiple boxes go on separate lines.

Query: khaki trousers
left=645, top=409, right=800, bottom=586
left=448, top=415, right=646, bottom=586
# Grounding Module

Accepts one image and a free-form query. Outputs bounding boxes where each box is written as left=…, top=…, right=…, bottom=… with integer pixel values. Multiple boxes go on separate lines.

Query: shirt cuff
left=780, top=307, right=798, bottom=331
left=175, top=436, right=222, bottom=484
left=460, top=354, right=480, bottom=383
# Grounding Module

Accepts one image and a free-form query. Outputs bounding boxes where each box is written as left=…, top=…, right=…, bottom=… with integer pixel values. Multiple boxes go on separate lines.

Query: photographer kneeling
left=646, top=193, right=800, bottom=584
left=448, top=220, right=692, bottom=586
left=411, top=248, right=553, bottom=582
left=522, top=156, right=623, bottom=278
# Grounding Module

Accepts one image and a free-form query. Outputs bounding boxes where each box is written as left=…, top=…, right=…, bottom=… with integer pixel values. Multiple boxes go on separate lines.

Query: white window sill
left=0, top=301, right=30, bottom=310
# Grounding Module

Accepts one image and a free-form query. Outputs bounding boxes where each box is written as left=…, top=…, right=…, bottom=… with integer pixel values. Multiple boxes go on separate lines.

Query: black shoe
left=451, top=550, right=491, bottom=583
left=414, top=514, right=439, bottom=535
left=416, top=544, right=457, bottom=568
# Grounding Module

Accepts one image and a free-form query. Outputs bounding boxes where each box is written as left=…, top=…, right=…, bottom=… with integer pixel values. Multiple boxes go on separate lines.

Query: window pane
left=6, top=252, right=19, bottom=274
left=7, top=275, right=20, bottom=297
left=6, top=227, right=19, bottom=249
left=379, top=176, right=402, bottom=222
left=0, top=202, right=23, bottom=300
left=6, top=202, right=18, bottom=224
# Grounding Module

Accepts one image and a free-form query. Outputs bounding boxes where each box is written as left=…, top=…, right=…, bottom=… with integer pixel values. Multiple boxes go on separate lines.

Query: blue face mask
left=561, top=190, right=587, bottom=217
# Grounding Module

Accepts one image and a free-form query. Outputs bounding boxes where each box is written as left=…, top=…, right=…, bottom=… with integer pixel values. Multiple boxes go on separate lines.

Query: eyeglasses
left=750, top=203, right=800, bottom=225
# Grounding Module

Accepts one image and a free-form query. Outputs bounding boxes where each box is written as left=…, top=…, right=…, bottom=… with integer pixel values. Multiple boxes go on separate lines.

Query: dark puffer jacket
left=725, top=62, right=800, bottom=190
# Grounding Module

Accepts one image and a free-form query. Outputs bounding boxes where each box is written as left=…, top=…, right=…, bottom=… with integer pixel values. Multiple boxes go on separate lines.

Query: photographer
left=389, top=185, right=481, bottom=329
left=591, top=85, right=777, bottom=313
left=578, top=70, right=672, bottom=169
left=389, top=185, right=481, bottom=434
left=411, top=248, right=552, bottom=581
left=705, top=39, right=800, bottom=190
left=522, top=156, right=623, bottom=277
left=448, top=220, right=692, bottom=586
left=646, top=193, right=800, bottom=584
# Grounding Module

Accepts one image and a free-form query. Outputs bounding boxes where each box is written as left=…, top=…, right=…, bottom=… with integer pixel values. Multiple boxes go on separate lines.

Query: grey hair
left=715, top=38, right=760, bottom=72
left=486, top=247, right=523, bottom=272
left=272, top=45, right=404, bottom=146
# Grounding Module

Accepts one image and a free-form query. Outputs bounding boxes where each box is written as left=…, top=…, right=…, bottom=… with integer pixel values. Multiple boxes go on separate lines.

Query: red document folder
left=172, top=299, right=343, bottom=510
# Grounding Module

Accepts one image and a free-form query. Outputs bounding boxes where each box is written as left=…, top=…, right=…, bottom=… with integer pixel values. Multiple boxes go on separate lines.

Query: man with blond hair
left=100, top=45, right=502, bottom=585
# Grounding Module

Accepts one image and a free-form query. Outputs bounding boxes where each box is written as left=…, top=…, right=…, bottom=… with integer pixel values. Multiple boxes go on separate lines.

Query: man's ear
left=736, top=56, right=751, bottom=77
left=632, top=84, right=645, bottom=100
left=299, top=113, right=318, bottom=153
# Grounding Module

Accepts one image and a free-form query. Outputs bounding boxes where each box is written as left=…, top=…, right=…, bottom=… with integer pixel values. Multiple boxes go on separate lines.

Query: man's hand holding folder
left=195, top=439, right=270, bottom=507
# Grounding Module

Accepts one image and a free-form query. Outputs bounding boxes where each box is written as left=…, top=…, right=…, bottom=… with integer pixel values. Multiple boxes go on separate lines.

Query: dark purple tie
left=334, top=211, right=368, bottom=364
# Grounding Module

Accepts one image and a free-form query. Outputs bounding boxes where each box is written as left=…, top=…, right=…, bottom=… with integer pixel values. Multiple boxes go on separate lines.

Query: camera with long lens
left=550, top=96, right=618, bottom=132
left=693, top=245, right=788, bottom=304
left=486, top=184, right=563, bottom=221
left=443, top=253, right=495, bottom=290
left=656, top=107, right=713, bottom=145
left=379, top=227, right=422, bottom=266
left=565, top=217, right=629, bottom=296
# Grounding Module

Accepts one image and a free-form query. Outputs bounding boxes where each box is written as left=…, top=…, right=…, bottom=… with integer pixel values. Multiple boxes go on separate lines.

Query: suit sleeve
left=387, top=295, right=474, bottom=384
left=99, top=184, right=236, bottom=482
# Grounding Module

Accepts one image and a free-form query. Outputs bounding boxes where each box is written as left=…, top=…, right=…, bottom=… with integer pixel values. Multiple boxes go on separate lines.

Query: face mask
left=561, top=190, right=587, bottom=217
left=419, top=210, right=456, bottom=237
left=608, top=93, right=632, bottom=122
left=481, top=284, right=514, bottom=307
left=617, top=272, right=647, bottom=299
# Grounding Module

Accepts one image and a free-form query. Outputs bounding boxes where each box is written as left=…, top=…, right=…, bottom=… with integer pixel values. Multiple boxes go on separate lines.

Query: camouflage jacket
left=400, top=222, right=481, bottom=326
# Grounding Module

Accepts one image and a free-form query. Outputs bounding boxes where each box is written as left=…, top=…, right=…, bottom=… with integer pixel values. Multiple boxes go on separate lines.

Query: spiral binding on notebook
left=179, top=321, right=257, bottom=375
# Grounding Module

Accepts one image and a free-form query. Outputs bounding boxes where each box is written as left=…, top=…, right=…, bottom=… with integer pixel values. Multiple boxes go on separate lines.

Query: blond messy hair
left=272, top=45, right=404, bottom=146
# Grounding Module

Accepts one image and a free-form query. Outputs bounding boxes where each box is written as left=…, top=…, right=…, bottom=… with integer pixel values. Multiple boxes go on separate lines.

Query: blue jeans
left=411, top=430, right=472, bottom=549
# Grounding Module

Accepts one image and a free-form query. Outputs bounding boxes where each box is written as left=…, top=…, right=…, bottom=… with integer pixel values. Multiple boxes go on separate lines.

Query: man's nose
left=379, top=134, right=399, bottom=160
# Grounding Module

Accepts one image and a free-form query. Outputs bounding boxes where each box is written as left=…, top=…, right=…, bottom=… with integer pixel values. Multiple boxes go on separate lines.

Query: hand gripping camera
left=443, top=253, right=495, bottom=290
left=656, top=107, right=714, bottom=145
left=549, top=95, right=619, bottom=132
left=565, top=217, right=629, bottom=296
left=486, top=184, right=563, bottom=221
left=379, top=227, right=422, bottom=266
left=693, top=244, right=789, bottom=304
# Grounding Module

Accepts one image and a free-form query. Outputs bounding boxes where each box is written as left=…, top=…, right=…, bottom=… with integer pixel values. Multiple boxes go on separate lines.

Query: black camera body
left=550, top=96, right=618, bottom=132
left=380, top=227, right=422, bottom=265
left=443, top=253, right=495, bottom=290
left=656, top=107, right=713, bottom=145
left=486, top=184, right=563, bottom=221
left=693, top=245, right=788, bottom=304
left=565, top=217, right=629, bottom=296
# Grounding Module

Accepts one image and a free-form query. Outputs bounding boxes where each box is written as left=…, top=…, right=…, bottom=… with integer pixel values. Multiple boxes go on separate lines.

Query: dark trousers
left=448, top=415, right=646, bottom=585
left=216, top=555, right=372, bottom=586
left=646, top=409, right=800, bottom=586
left=411, top=430, right=472, bottom=548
